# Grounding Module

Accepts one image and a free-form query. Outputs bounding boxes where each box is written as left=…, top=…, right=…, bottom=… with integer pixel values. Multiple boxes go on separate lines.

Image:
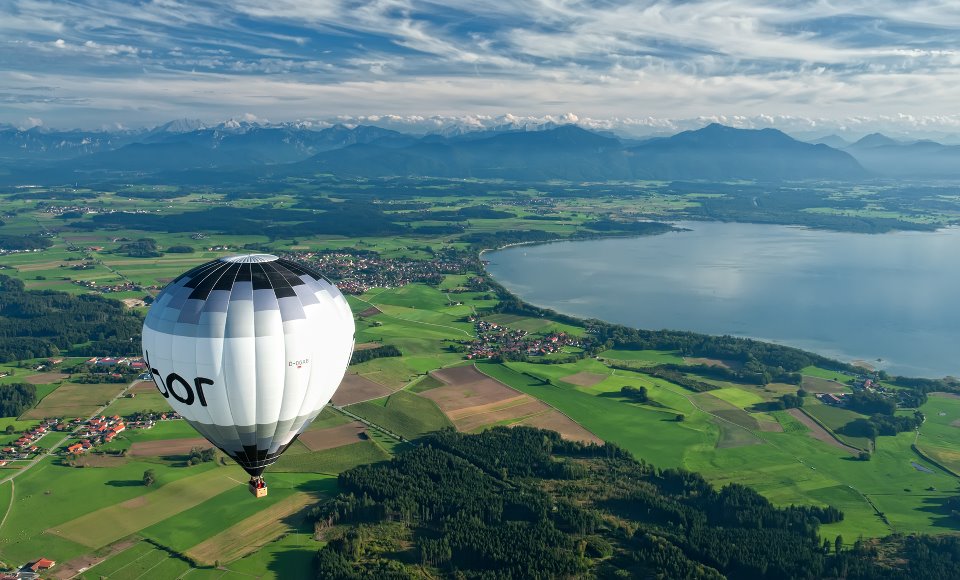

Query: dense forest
left=0, top=275, right=143, bottom=361
left=0, top=383, right=37, bottom=417
left=309, top=426, right=959, bottom=579
left=0, top=234, right=53, bottom=251
left=350, top=344, right=402, bottom=366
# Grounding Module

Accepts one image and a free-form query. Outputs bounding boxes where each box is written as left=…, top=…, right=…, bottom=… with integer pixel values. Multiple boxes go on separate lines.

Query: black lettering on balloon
left=194, top=377, right=213, bottom=407
left=166, top=373, right=195, bottom=406
left=154, top=374, right=170, bottom=398
left=144, top=351, right=168, bottom=397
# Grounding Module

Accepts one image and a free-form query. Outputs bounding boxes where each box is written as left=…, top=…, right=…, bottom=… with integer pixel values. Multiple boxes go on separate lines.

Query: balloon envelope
left=141, top=254, right=355, bottom=476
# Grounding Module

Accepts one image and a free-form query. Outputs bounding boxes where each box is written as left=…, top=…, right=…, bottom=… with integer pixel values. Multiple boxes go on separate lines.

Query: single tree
left=143, top=469, right=156, bottom=487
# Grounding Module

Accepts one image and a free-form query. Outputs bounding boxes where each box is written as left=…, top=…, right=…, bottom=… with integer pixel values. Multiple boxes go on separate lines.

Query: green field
left=347, top=390, right=452, bottom=440
left=407, top=374, right=446, bottom=393
left=78, top=541, right=193, bottom=580
left=306, top=407, right=353, bottom=431
left=0, top=456, right=221, bottom=564
left=103, top=390, right=171, bottom=416
left=802, top=400, right=873, bottom=450
left=915, top=394, right=960, bottom=476
left=599, top=348, right=685, bottom=365
left=219, top=524, right=319, bottom=579
left=142, top=473, right=336, bottom=553
left=50, top=466, right=244, bottom=549
left=271, top=440, right=390, bottom=474
left=2, top=181, right=959, bottom=574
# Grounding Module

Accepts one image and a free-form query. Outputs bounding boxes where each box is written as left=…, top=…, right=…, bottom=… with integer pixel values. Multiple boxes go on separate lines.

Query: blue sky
left=1, top=0, right=959, bottom=136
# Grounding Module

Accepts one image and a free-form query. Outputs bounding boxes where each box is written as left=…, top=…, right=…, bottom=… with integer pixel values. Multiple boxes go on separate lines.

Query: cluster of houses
left=0, top=420, right=59, bottom=462
left=816, top=376, right=891, bottom=408
left=62, top=410, right=180, bottom=456
left=816, top=393, right=848, bottom=406
left=40, top=204, right=96, bottom=216
left=85, top=356, right=147, bottom=371
left=73, top=279, right=145, bottom=293
left=463, top=318, right=581, bottom=360
left=289, top=251, right=475, bottom=294
left=66, top=415, right=127, bottom=454
left=0, top=247, right=43, bottom=256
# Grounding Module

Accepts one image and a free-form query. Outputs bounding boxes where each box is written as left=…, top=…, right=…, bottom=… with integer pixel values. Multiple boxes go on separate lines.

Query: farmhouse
left=28, top=558, right=56, bottom=572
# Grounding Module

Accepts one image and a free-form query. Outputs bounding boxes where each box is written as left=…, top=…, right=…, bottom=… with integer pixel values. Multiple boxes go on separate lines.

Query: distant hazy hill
left=297, top=125, right=632, bottom=180
left=0, top=122, right=869, bottom=183
left=625, top=124, right=865, bottom=180
left=807, top=134, right=851, bottom=149
left=0, top=127, right=137, bottom=160
left=297, top=123, right=865, bottom=181
left=844, top=133, right=960, bottom=177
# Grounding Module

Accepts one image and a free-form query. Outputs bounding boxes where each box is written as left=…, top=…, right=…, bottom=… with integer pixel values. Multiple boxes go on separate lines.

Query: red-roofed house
left=67, top=443, right=84, bottom=454
left=30, top=558, right=56, bottom=572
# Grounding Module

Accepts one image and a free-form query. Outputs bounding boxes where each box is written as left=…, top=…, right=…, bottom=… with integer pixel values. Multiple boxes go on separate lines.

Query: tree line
left=349, top=345, right=401, bottom=366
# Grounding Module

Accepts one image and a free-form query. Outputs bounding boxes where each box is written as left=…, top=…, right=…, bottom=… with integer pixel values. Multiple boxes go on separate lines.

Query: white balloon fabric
left=141, top=254, right=355, bottom=476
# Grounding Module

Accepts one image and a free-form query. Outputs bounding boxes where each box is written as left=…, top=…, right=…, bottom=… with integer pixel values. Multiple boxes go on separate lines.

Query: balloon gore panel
left=142, top=254, right=355, bottom=476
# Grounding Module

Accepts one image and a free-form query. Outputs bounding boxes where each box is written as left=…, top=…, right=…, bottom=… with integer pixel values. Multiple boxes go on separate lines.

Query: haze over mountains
left=2, top=120, right=957, bottom=184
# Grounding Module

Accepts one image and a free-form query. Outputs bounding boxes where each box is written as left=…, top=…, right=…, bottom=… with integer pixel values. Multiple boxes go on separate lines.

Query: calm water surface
left=485, top=222, right=960, bottom=378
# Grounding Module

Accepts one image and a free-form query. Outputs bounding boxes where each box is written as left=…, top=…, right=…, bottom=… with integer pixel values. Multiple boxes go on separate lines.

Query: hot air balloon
left=141, top=254, right=355, bottom=496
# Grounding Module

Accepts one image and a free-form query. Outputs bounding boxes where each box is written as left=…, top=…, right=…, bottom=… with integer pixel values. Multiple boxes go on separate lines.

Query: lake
left=485, top=222, right=960, bottom=378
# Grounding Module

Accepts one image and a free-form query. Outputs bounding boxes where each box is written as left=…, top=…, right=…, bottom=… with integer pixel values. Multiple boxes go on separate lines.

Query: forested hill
left=0, top=275, right=143, bottom=362
left=309, top=427, right=960, bottom=579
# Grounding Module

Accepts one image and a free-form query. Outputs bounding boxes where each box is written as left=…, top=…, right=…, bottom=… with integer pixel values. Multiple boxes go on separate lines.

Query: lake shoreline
left=479, top=222, right=958, bottom=379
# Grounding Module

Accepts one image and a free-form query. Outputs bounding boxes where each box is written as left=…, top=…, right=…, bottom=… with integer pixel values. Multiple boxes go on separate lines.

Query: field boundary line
left=473, top=364, right=602, bottom=443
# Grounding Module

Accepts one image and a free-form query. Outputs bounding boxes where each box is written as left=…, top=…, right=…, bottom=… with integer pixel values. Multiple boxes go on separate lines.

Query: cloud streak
left=0, top=0, right=958, bottom=135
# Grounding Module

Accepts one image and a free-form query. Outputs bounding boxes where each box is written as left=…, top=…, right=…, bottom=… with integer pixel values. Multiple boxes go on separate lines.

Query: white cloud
left=18, top=116, right=43, bottom=129
left=1, top=0, right=959, bottom=137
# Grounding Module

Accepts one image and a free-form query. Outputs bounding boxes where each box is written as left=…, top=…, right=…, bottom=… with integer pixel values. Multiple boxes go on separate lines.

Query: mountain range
left=4, top=120, right=955, bottom=183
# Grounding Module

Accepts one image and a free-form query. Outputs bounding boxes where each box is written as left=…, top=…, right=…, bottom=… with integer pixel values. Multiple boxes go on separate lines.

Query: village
left=0, top=356, right=176, bottom=466
left=1, top=410, right=182, bottom=465
left=288, top=250, right=475, bottom=294
left=461, top=318, right=582, bottom=360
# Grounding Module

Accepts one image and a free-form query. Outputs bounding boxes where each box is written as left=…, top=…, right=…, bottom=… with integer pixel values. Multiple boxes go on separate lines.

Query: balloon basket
left=249, top=482, right=268, bottom=498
